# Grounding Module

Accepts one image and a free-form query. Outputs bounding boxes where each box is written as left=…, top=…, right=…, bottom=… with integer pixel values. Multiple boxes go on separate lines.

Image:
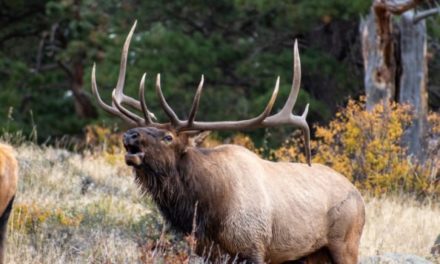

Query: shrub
left=273, top=98, right=439, bottom=196
left=10, top=203, right=84, bottom=234
left=83, top=124, right=123, bottom=153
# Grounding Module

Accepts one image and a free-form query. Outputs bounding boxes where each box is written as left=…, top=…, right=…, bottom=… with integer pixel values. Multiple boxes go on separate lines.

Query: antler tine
left=155, top=73, right=182, bottom=126
left=113, top=21, right=137, bottom=105
left=301, top=104, right=311, bottom=165
left=187, top=75, right=204, bottom=126
left=139, top=73, right=153, bottom=124
left=91, top=63, right=137, bottom=126
left=261, top=76, right=280, bottom=118
left=112, top=90, right=145, bottom=124
left=280, top=39, right=301, bottom=116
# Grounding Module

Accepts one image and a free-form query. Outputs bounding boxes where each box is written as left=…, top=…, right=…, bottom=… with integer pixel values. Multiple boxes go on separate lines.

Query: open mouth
left=125, top=144, right=141, bottom=154
left=124, top=145, right=144, bottom=166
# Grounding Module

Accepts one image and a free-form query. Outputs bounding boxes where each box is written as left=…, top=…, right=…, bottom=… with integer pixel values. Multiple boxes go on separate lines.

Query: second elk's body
left=0, top=144, right=18, bottom=264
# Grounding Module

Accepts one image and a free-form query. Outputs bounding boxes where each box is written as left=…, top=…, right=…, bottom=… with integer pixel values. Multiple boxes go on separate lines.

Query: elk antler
left=91, top=21, right=156, bottom=127
left=92, top=22, right=311, bottom=166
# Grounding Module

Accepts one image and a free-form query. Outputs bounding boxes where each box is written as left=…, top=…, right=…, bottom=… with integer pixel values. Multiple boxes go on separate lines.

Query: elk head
left=91, top=21, right=311, bottom=167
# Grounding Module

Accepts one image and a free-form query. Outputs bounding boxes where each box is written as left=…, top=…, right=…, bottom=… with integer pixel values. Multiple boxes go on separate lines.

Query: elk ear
left=182, top=131, right=211, bottom=148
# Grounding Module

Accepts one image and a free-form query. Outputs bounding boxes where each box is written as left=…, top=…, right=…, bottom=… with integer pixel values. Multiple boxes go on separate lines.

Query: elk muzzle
left=123, top=129, right=144, bottom=166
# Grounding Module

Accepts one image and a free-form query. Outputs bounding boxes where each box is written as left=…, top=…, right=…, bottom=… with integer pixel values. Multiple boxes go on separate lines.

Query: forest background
left=1, top=0, right=438, bottom=144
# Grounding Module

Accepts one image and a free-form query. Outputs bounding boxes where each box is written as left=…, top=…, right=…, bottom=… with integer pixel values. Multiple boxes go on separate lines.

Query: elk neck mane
left=133, top=145, right=233, bottom=239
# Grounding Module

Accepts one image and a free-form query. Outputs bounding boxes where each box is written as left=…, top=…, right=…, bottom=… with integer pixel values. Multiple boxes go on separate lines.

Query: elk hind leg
left=327, top=193, right=364, bottom=264
left=327, top=225, right=362, bottom=264
left=0, top=196, right=15, bottom=264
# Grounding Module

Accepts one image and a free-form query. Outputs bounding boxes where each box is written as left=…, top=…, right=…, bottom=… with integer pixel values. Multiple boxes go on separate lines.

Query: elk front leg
left=0, top=197, right=14, bottom=264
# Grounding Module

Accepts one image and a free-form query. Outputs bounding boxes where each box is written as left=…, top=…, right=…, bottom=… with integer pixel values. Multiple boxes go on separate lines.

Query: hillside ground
left=3, top=144, right=439, bottom=263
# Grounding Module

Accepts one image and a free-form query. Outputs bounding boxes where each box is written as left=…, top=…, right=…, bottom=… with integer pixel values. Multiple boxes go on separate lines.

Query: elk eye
left=162, top=134, right=173, bottom=144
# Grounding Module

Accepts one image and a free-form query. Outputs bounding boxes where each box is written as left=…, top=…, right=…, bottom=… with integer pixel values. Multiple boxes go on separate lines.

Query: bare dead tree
left=360, top=0, right=440, bottom=159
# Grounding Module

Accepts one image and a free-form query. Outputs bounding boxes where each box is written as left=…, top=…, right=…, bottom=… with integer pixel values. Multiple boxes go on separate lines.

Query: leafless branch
left=35, top=32, right=49, bottom=72
left=413, top=6, right=440, bottom=23
left=374, top=0, right=423, bottom=15
left=34, top=83, right=70, bottom=90
left=57, top=60, right=74, bottom=80
left=50, top=23, right=59, bottom=43
left=38, top=63, right=59, bottom=72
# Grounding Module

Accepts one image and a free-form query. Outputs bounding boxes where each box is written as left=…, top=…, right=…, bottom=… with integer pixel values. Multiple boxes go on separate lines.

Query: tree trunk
left=360, top=11, right=397, bottom=110
left=71, top=61, right=98, bottom=119
left=397, top=10, right=428, bottom=158
left=360, top=0, right=430, bottom=160
left=69, top=0, right=97, bottom=119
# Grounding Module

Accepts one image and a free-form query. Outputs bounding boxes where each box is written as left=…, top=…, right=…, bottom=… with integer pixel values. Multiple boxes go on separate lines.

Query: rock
left=360, top=253, right=433, bottom=264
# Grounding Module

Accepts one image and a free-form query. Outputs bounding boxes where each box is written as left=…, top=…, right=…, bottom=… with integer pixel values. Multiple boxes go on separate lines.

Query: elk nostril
left=125, top=130, right=140, bottom=140
left=123, top=130, right=141, bottom=148
left=129, top=132, right=139, bottom=139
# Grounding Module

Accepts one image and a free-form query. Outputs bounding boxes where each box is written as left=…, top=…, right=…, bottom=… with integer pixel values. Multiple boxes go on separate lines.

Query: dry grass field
left=2, top=143, right=439, bottom=263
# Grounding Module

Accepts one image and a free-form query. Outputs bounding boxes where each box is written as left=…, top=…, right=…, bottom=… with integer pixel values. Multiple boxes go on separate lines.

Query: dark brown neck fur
left=134, top=147, right=231, bottom=240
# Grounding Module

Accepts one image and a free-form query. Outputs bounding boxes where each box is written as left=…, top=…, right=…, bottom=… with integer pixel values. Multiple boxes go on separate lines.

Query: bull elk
left=0, top=143, right=18, bottom=264
left=91, top=21, right=365, bottom=263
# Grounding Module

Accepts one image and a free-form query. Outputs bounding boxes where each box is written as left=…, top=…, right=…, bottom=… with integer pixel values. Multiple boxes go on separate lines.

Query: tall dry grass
left=2, top=143, right=439, bottom=263
left=5, top=144, right=153, bottom=264
left=360, top=196, right=439, bottom=260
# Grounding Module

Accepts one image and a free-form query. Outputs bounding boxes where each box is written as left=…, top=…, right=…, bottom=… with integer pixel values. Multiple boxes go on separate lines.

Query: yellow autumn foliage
left=273, top=98, right=439, bottom=196
left=84, top=124, right=123, bottom=153
left=9, top=203, right=84, bottom=234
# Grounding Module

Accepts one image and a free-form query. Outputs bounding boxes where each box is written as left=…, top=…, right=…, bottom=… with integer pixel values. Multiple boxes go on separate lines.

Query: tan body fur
left=187, top=145, right=365, bottom=263
left=0, top=144, right=18, bottom=264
